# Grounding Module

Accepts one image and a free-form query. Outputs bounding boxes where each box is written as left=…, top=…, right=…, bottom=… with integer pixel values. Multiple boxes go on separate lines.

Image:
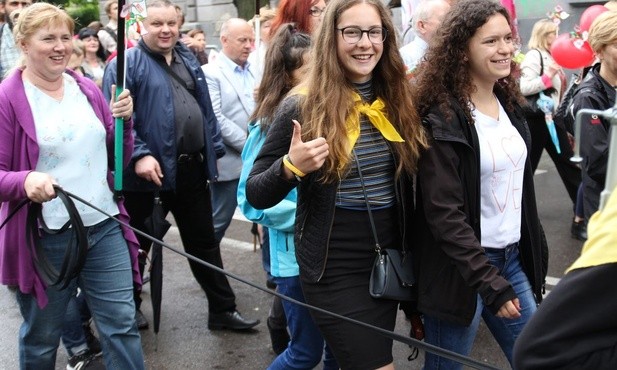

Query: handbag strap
left=137, top=44, right=194, bottom=93
left=352, top=150, right=382, bottom=253
left=532, top=48, right=544, bottom=76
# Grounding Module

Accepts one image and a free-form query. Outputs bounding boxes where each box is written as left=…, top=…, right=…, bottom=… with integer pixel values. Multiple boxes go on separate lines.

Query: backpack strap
left=104, top=26, right=117, bottom=42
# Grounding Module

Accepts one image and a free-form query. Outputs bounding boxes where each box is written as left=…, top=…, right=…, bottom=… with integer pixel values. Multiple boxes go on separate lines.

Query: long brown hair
left=250, top=24, right=311, bottom=127
left=297, top=0, right=427, bottom=183
left=413, top=0, right=523, bottom=124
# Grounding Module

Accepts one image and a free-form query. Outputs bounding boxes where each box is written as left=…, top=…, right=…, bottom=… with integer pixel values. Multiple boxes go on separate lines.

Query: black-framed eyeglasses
left=336, top=26, right=387, bottom=44
left=309, top=7, right=325, bottom=17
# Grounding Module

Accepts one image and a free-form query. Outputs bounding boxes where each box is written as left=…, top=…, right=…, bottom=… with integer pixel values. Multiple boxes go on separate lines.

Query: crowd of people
left=0, top=0, right=616, bottom=369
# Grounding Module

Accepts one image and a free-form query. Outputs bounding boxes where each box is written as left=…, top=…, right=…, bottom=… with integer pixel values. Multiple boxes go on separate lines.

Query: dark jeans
left=527, top=114, right=581, bottom=204
left=123, top=160, right=236, bottom=314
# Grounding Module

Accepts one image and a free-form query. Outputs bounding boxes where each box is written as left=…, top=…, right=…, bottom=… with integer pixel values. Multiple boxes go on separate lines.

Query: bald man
left=399, top=0, right=451, bottom=75
left=202, top=18, right=258, bottom=244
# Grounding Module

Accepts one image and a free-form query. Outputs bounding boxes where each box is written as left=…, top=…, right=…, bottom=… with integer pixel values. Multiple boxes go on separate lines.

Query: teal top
left=237, top=120, right=300, bottom=277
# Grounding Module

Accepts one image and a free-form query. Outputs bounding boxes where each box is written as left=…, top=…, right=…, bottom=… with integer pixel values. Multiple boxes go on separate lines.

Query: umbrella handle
left=114, top=0, right=127, bottom=199
left=114, top=85, right=124, bottom=197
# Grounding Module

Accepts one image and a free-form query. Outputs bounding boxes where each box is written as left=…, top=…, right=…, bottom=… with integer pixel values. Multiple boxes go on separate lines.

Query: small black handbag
left=369, top=248, right=415, bottom=301
left=352, top=151, right=415, bottom=301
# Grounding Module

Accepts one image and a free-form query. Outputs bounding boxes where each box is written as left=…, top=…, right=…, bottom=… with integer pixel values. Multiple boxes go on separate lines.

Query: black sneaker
left=66, top=349, right=97, bottom=370
left=82, top=321, right=102, bottom=355
left=135, top=309, right=149, bottom=330
left=571, top=219, right=588, bottom=241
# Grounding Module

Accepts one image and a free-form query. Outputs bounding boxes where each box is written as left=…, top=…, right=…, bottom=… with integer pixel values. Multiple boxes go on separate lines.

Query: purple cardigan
left=0, top=68, right=141, bottom=308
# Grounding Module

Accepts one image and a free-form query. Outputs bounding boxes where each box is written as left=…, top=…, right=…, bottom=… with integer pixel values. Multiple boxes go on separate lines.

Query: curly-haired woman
left=411, top=0, right=548, bottom=368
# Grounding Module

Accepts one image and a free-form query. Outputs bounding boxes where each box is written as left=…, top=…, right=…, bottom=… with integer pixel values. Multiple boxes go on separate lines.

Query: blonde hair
left=588, top=10, right=617, bottom=54
left=72, top=38, right=85, bottom=57
left=298, top=0, right=427, bottom=183
left=248, top=8, right=276, bottom=28
left=604, top=1, right=617, bottom=11
left=13, top=3, right=74, bottom=68
left=255, top=6, right=276, bottom=25
left=104, top=0, right=118, bottom=15
left=527, top=19, right=558, bottom=52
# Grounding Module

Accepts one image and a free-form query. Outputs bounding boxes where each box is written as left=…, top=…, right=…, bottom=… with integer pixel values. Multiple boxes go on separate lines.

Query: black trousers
left=123, top=160, right=236, bottom=314
left=527, top=114, right=581, bottom=204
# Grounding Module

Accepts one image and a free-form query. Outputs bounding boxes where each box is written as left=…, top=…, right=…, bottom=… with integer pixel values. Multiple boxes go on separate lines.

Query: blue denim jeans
left=211, top=179, right=240, bottom=243
left=268, top=276, right=338, bottom=370
left=423, top=244, right=537, bottom=370
left=15, top=218, right=145, bottom=369
left=61, top=291, right=88, bottom=356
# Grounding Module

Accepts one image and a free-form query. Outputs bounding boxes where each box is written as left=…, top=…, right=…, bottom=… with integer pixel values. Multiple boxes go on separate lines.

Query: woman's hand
left=181, top=35, right=204, bottom=52
left=283, top=120, right=329, bottom=180
left=109, top=84, right=133, bottom=120
left=24, top=172, right=57, bottom=203
left=496, top=298, right=521, bottom=319
left=547, top=62, right=562, bottom=78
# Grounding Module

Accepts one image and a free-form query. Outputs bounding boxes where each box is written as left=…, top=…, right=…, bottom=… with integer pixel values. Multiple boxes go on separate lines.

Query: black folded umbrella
left=143, top=191, right=170, bottom=341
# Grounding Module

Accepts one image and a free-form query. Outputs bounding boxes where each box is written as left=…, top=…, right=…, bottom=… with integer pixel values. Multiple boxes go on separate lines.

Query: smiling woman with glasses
left=270, top=0, right=326, bottom=36
left=246, top=0, right=427, bottom=368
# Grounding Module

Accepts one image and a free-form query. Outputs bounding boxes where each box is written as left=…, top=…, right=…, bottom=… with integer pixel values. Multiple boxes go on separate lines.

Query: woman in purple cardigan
left=0, top=3, right=145, bottom=369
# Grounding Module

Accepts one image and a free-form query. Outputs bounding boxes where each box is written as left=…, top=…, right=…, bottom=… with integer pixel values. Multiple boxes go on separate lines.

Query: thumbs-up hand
left=284, top=120, right=329, bottom=180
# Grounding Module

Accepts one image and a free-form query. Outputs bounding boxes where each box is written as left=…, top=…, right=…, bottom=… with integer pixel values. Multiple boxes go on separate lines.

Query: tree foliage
left=234, top=0, right=258, bottom=21
left=49, top=0, right=100, bottom=31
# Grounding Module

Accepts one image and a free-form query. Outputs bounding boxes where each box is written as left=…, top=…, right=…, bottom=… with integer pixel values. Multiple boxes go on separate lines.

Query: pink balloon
left=580, top=5, right=609, bottom=32
left=551, top=33, right=595, bottom=69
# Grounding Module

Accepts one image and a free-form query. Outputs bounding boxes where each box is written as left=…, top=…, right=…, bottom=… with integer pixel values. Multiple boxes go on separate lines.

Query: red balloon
left=580, top=5, right=608, bottom=32
left=550, top=33, right=595, bottom=69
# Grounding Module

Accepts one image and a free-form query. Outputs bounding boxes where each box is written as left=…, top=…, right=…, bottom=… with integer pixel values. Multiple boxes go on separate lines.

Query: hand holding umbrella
left=114, top=0, right=148, bottom=197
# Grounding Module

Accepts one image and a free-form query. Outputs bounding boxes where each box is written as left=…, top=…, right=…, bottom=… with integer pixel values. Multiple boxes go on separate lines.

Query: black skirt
left=301, top=206, right=400, bottom=370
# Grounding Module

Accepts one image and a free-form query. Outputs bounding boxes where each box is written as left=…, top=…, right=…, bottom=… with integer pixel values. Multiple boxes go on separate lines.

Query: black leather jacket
left=413, top=88, right=548, bottom=326
left=571, top=64, right=616, bottom=218
left=246, top=96, right=414, bottom=283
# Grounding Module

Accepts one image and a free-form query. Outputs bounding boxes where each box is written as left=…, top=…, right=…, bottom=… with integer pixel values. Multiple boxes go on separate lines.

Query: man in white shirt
left=202, top=18, right=258, bottom=243
left=98, top=0, right=118, bottom=55
left=399, top=0, right=450, bottom=76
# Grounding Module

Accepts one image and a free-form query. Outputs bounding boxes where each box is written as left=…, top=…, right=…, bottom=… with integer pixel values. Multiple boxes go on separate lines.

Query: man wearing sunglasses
left=0, top=0, right=32, bottom=80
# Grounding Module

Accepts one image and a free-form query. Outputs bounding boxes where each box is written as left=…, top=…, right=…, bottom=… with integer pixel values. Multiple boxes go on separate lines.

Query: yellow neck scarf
left=345, top=93, right=404, bottom=153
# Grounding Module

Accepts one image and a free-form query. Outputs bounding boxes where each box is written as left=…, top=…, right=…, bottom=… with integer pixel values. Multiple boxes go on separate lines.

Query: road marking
left=545, top=276, right=560, bottom=286
left=164, top=225, right=255, bottom=252
left=233, top=208, right=250, bottom=223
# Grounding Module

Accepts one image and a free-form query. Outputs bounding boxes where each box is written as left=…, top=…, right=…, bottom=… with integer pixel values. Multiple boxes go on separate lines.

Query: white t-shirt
left=26, top=73, right=119, bottom=229
left=473, top=100, right=527, bottom=248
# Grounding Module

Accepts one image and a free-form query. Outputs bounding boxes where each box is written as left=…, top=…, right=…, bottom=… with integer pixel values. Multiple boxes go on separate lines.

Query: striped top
left=336, top=80, right=396, bottom=210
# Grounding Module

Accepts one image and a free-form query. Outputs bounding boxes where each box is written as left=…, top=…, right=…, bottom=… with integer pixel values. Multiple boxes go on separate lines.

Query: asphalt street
left=0, top=152, right=584, bottom=369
